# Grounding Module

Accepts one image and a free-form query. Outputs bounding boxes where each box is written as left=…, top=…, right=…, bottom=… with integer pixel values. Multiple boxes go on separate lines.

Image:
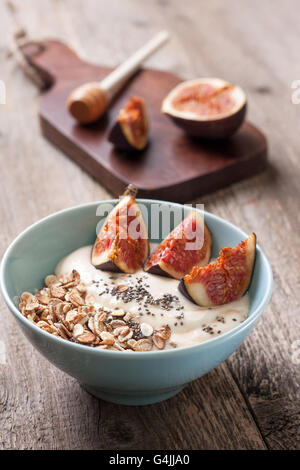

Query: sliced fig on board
left=108, top=96, right=149, bottom=151
left=162, top=78, right=247, bottom=139
left=92, top=185, right=149, bottom=273
left=144, top=211, right=212, bottom=280
left=179, top=233, right=256, bottom=306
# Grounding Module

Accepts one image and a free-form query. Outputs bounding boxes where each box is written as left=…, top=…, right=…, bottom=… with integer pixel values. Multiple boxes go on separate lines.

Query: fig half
left=179, top=233, right=256, bottom=306
left=144, top=211, right=212, bottom=280
left=162, top=78, right=247, bottom=139
left=108, top=96, right=149, bottom=151
left=92, top=185, right=149, bottom=273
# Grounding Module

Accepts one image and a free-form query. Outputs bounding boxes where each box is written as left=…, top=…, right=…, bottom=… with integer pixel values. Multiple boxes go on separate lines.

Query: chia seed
left=103, top=275, right=185, bottom=318
left=216, top=316, right=225, bottom=324
left=203, top=326, right=214, bottom=334
left=126, top=319, right=143, bottom=340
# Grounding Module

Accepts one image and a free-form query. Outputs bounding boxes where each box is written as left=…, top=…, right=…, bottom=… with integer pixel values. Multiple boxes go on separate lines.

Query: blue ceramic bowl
left=0, top=200, right=272, bottom=405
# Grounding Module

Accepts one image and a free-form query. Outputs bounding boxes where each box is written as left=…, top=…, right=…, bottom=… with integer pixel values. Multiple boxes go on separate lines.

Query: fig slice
left=92, top=185, right=149, bottom=273
left=179, top=233, right=256, bottom=306
left=108, top=96, right=149, bottom=151
left=162, top=78, right=247, bottom=139
left=144, top=211, right=212, bottom=280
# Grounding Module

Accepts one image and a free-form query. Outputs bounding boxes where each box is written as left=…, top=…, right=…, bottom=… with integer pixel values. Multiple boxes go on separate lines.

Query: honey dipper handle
left=100, top=30, right=170, bottom=98
left=67, top=31, right=169, bottom=124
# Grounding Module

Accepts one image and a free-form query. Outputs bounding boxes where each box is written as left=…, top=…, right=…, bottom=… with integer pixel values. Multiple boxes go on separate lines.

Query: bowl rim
left=0, top=198, right=273, bottom=358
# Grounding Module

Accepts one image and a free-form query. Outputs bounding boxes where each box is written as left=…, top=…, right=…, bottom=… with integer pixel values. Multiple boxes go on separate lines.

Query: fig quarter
left=91, top=185, right=149, bottom=274
left=108, top=96, right=149, bottom=151
left=179, top=233, right=256, bottom=306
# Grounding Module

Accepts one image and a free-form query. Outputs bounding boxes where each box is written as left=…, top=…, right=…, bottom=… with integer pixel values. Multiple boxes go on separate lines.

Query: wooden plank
left=0, top=0, right=299, bottom=450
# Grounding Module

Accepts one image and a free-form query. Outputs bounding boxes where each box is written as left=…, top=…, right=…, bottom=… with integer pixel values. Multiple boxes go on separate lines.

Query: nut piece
left=115, top=284, right=129, bottom=293
left=55, top=323, right=72, bottom=339
left=73, top=323, right=84, bottom=338
left=45, top=274, right=57, bottom=287
left=54, top=301, right=72, bottom=316
left=114, top=326, right=130, bottom=337
left=25, top=297, right=40, bottom=311
left=156, top=324, right=171, bottom=341
left=67, top=291, right=85, bottom=307
left=127, top=339, right=137, bottom=349
left=110, top=319, right=126, bottom=329
left=111, top=309, right=125, bottom=317
left=35, top=291, right=50, bottom=305
left=50, top=284, right=65, bottom=299
left=114, top=341, right=126, bottom=351
left=63, top=271, right=80, bottom=289
left=93, top=312, right=107, bottom=336
left=140, top=322, right=153, bottom=337
left=77, top=331, right=96, bottom=344
left=133, top=339, right=153, bottom=351
left=100, top=331, right=115, bottom=345
left=20, top=292, right=34, bottom=304
left=118, top=329, right=133, bottom=343
left=123, top=312, right=136, bottom=322
left=153, top=334, right=165, bottom=350
left=88, top=316, right=95, bottom=333
left=19, top=269, right=174, bottom=353
left=36, top=321, right=57, bottom=334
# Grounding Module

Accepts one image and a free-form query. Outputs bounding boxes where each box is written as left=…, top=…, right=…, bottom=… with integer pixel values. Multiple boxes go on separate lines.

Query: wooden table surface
left=0, top=0, right=299, bottom=450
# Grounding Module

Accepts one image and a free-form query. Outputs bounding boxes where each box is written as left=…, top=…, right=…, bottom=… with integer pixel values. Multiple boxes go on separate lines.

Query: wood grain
left=0, top=0, right=299, bottom=450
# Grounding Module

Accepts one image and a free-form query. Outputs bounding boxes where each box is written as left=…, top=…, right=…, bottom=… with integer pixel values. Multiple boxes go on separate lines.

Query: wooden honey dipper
left=67, top=30, right=169, bottom=124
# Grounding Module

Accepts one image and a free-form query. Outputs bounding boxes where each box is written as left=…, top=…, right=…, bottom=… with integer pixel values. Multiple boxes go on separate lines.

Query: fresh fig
left=108, top=96, right=149, bottom=151
left=144, top=211, right=212, bottom=280
left=92, top=185, right=149, bottom=273
left=179, top=233, right=256, bottom=306
left=161, top=78, right=247, bottom=139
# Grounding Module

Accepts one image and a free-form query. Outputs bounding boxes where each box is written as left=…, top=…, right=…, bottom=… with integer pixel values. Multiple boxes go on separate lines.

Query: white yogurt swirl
left=55, top=245, right=248, bottom=349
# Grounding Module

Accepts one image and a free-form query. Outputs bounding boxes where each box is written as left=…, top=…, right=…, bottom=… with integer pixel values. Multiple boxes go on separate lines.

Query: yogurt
left=55, top=245, right=248, bottom=349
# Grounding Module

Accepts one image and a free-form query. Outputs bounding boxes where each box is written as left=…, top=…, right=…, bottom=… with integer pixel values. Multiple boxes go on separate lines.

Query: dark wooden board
left=22, top=40, right=267, bottom=202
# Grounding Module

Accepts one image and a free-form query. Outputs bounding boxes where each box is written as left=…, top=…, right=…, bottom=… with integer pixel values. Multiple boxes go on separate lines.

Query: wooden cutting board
left=22, top=40, right=267, bottom=202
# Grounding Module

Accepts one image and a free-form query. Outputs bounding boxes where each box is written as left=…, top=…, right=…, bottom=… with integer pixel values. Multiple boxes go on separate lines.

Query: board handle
left=67, top=31, right=169, bottom=124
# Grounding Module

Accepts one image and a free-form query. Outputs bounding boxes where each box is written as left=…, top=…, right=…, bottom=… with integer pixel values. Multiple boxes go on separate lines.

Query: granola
left=19, top=270, right=172, bottom=352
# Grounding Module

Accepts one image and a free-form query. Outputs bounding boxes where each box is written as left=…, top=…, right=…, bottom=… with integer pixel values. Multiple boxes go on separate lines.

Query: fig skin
left=109, top=122, right=139, bottom=152
left=178, top=278, right=195, bottom=302
left=93, top=259, right=122, bottom=273
left=168, top=103, right=246, bottom=139
left=179, top=233, right=256, bottom=307
left=108, top=96, right=149, bottom=151
left=91, top=184, right=149, bottom=274
left=162, top=78, right=247, bottom=139
left=144, top=211, right=212, bottom=280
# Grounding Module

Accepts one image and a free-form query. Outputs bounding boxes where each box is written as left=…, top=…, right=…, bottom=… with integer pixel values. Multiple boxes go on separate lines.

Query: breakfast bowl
left=0, top=199, right=273, bottom=405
